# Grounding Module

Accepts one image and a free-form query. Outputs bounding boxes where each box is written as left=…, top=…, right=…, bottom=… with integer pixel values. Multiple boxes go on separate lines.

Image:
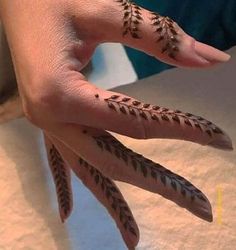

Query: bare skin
left=0, top=0, right=233, bottom=248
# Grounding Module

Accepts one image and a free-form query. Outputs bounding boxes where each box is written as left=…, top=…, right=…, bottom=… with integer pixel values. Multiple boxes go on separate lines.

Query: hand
left=0, top=23, right=23, bottom=123
left=0, top=0, right=233, bottom=248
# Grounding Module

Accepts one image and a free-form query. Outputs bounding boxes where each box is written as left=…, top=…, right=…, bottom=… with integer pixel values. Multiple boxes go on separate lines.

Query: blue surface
left=124, top=0, right=236, bottom=79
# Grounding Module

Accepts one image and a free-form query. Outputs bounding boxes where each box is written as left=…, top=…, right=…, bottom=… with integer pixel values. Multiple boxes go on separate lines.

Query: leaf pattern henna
left=103, top=94, right=224, bottom=137
left=150, top=12, right=179, bottom=59
left=92, top=133, right=208, bottom=206
left=78, top=157, right=138, bottom=237
left=49, top=145, right=73, bottom=221
left=117, top=0, right=143, bottom=39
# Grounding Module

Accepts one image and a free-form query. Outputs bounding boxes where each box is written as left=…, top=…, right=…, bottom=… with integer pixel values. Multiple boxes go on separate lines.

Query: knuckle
left=22, top=94, right=55, bottom=128
left=22, top=76, right=63, bottom=127
left=21, top=70, right=87, bottom=128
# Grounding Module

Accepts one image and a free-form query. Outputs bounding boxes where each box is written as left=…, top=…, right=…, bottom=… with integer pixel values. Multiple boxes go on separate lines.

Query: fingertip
left=171, top=38, right=231, bottom=68
left=194, top=41, right=231, bottom=63
left=190, top=194, right=213, bottom=223
left=208, top=137, right=234, bottom=151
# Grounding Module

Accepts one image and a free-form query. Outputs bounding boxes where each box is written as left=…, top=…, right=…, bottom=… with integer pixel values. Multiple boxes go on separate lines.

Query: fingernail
left=195, top=41, right=231, bottom=63
left=208, top=134, right=233, bottom=151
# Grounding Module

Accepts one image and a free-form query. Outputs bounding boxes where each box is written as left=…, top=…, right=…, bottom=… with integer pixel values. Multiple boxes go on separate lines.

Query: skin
left=0, top=0, right=233, bottom=248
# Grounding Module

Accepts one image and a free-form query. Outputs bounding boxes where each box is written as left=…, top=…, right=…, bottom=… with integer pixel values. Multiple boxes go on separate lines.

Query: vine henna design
left=102, top=94, right=223, bottom=138
left=49, top=145, right=73, bottom=222
left=117, top=0, right=143, bottom=39
left=48, top=135, right=139, bottom=248
left=92, top=132, right=212, bottom=221
left=117, top=0, right=180, bottom=58
left=150, top=12, right=179, bottom=59
left=0, top=1, right=233, bottom=248
left=78, top=157, right=138, bottom=238
left=40, top=93, right=229, bottom=247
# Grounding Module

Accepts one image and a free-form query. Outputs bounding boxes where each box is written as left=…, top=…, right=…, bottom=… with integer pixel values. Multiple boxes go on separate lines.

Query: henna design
left=92, top=133, right=208, bottom=203
left=150, top=12, right=179, bottom=59
left=49, top=145, right=72, bottom=220
left=103, top=94, right=223, bottom=137
left=117, top=0, right=143, bottom=39
left=78, top=157, right=138, bottom=237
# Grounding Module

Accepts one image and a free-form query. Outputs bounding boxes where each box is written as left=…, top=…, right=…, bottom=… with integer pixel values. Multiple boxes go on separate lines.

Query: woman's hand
left=0, top=0, right=233, bottom=248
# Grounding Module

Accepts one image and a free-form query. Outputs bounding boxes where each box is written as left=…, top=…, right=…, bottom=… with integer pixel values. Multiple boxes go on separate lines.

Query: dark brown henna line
left=103, top=94, right=224, bottom=136
left=49, top=145, right=73, bottom=222
left=150, top=12, right=179, bottom=59
left=48, top=136, right=139, bottom=248
left=117, top=0, right=143, bottom=39
left=78, top=157, right=138, bottom=237
left=92, top=133, right=209, bottom=205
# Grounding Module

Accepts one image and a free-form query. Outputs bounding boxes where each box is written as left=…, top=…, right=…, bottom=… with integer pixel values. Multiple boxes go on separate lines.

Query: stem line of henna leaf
left=103, top=94, right=223, bottom=138
left=48, top=135, right=139, bottom=249
left=78, top=157, right=138, bottom=238
left=117, top=0, right=143, bottom=39
left=150, top=12, right=179, bottom=59
left=48, top=144, right=73, bottom=222
left=91, top=132, right=213, bottom=222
